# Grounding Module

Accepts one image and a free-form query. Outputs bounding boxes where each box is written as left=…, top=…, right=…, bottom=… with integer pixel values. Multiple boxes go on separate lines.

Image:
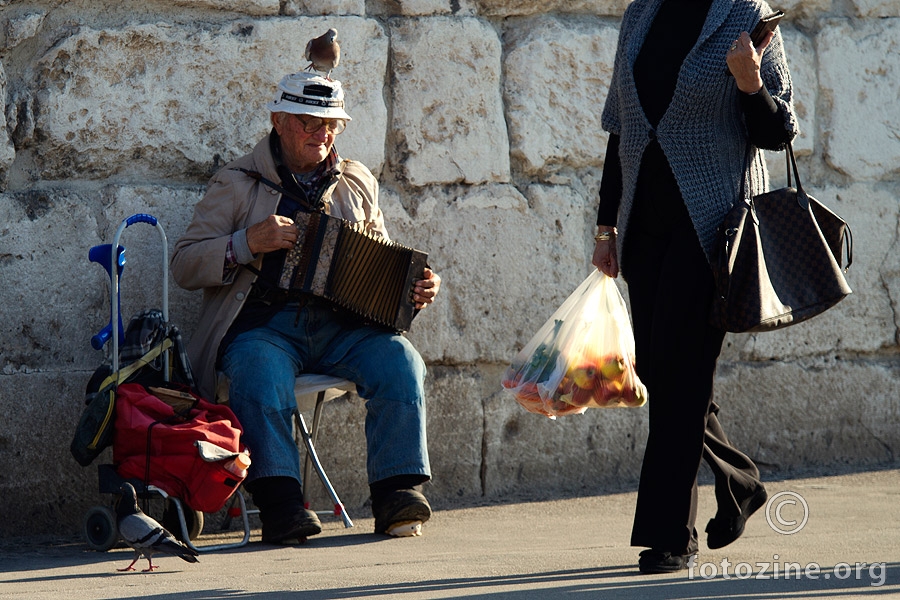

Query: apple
left=599, top=355, right=627, bottom=381
left=633, top=382, right=648, bottom=406
left=501, top=372, right=521, bottom=389
left=519, top=399, right=551, bottom=417
left=620, top=381, right=648, bottom=407
left=569, top=385, right=596, bottom=406
left=551, top=399, right=588, bottom=416
left=569, top=364, right=598, bottom=389
left=556, top=376, right=575, bottom=397
left=514, top=381, right=542, bottom=402
left=590, top=378, right=621, bottom=405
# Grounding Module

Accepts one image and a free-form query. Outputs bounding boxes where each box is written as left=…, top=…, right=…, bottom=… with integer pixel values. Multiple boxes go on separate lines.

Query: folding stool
left=292, top=374, right=355, bottom=528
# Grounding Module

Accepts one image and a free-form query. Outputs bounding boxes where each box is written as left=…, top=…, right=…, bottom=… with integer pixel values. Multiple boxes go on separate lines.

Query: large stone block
left=0, top=371, right=102, bottom=538
left=474, top=0, right=629, bottom=17
left=731, top=183, right=898, bottom=361
left=0, top=186, right=203, bottom=375
left=418, top=366, right=486, bottom=503
left=390, top=17, right=510, bottom=186
left=170, top=0, right=279, bottom=15
left=774, top=0, right=834, bottom=22
left=818, top=19, right=900, bottom=180
left=33, top=17, right=388, bottom=182
left=285, top=0, right=365, bottom=15
left=504, top=16, right=619, bottom=177
left=1, top=191, right=106, bottom=373
left=849, top=0, right=900, bottom=17
left=379, top=183, right=595, bottom=364
left=381, top=0, right=475, bottom=15
left=715, top=359, right=900, bottom=471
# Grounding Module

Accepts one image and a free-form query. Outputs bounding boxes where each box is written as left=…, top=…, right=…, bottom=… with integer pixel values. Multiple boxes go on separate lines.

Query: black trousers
left=623, top=207, right=763, bottom=555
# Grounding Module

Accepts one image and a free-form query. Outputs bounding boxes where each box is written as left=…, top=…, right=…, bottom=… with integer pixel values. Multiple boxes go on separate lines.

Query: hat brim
left=266, top=101, right=352, bottom=121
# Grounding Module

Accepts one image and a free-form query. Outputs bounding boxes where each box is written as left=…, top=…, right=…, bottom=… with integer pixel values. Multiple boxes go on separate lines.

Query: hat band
left=280, top=92, right=344, bottom=108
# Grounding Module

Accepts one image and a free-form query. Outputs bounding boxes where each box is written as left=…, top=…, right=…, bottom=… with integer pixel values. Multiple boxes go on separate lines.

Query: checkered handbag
left=710, top=143, right=853, bottom=333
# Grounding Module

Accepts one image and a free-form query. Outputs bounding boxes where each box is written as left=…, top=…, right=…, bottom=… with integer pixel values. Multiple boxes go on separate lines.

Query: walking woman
left=592, top=0, right=799, bottom=574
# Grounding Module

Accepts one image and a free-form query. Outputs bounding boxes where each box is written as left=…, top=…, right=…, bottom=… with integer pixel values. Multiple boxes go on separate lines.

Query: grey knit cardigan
left=602, top=0, right=799, bottom=268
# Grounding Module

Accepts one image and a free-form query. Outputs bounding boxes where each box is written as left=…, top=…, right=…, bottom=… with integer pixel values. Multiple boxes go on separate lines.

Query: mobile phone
left=750, top=10, right=785, bottom=46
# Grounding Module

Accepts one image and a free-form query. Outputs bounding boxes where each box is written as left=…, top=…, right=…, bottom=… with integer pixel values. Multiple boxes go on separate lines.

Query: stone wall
left=1, top=0, right=898, bottom=536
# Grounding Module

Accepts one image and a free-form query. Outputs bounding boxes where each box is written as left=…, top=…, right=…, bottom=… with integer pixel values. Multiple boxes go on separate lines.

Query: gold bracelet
left=594, top=231, right=616, bottom=242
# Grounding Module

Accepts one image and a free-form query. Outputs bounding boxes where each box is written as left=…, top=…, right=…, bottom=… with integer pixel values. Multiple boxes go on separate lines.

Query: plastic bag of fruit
left=501, top=269, right=647, bottom=418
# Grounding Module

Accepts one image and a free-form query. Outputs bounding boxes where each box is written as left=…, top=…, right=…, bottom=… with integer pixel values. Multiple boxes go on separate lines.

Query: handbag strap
left=740, top=140, right=803, bottom=208
left=785, top=142, right=808, bottom=208
left=743, top=141, right=853, bottom=273
left=741, top=141, right=799, bottom=196
left=786, top=142, right=853, bottom=271
left=738, top=143, right=751, bottom=202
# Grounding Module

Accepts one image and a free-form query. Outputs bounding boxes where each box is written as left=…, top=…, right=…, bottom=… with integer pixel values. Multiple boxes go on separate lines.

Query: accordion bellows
left=279, top=211, right=428, bottom=332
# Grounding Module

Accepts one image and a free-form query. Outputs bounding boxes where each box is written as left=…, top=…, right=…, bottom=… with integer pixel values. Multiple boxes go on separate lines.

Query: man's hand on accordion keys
left=246, top=214, right=298, bottom=255
left=413, top=267, right=441, bottom=309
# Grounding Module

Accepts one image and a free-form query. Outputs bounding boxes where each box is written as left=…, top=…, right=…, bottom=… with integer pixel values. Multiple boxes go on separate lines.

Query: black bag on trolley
left=70, top=309, right=195, bottom=467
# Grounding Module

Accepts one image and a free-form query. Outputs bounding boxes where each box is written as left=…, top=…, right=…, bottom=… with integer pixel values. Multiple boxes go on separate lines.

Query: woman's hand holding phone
left=726, top=10, right=785, bottom=91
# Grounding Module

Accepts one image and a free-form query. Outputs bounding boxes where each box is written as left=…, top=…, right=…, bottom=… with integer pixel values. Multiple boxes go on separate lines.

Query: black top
left=596, top=0, right=791, bottom=227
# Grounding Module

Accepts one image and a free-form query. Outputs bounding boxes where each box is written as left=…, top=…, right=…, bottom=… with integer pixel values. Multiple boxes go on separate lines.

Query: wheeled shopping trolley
left=81, top=213, right=251, bottom=553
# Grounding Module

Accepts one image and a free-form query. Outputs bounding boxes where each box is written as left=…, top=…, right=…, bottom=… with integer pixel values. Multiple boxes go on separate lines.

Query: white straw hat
left=266, top=71, right=352, bottom=120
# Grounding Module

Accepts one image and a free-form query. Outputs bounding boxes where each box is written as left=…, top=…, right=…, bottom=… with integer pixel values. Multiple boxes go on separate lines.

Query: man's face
left=271, top=112, right=338, bottom=173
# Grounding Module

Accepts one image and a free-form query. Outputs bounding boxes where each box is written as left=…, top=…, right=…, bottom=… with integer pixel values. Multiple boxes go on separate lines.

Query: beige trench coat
left=171, top=134, right=386, bottom=399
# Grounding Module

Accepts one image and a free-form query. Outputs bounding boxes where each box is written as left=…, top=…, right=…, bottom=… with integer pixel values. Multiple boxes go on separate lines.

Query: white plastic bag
left=501, top=269, right=647, bottom=419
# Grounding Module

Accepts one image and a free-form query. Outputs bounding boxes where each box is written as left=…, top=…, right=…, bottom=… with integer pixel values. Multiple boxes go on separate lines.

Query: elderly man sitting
left=171, top=70, right=441, bottom=543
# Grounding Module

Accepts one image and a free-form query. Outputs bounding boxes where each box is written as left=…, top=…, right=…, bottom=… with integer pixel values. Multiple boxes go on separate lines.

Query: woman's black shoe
left=706, top=486, right=768, bottom=549
left=638, top=549, right=697, bottom=574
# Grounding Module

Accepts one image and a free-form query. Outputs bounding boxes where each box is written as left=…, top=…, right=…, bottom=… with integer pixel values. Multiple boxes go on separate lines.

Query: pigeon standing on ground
left=305, top=28, right=340, bottom=79
left=115, top=482, right=199, bottom=572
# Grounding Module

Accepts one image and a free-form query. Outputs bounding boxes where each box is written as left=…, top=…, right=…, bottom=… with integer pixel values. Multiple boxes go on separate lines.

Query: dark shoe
left=706, top=486, right=768, bottom=550
left=247, top=476, right=321, bottom=544
left=261, top=508, right=322, bottom=544
left=638, top=549, right=697, bottom=574
left=372, top=489, right=432, bottom=537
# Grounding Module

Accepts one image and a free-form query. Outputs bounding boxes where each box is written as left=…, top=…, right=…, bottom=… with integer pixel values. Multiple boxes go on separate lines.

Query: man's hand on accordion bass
left=247, top=214, right=298, bottom=255
left=413, top=268, right=441, bottom=309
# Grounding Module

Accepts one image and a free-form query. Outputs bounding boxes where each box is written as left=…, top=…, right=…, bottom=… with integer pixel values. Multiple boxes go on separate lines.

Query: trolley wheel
left=83, top=506, right=118, bottom=551
left=163, top=500, right=204, bottom=542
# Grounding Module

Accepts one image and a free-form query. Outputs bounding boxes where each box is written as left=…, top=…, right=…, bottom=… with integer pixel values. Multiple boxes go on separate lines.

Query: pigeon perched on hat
left=305, top=28, right=340, bottom=80
left=115, top=482, right=199, bottom=572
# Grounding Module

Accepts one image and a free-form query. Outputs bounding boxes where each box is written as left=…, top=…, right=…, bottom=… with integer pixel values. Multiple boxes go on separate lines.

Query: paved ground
left=1, top=468, right=898, bottom=599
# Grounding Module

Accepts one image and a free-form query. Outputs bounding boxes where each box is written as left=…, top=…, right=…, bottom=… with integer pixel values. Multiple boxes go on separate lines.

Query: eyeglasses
left=290, top=114, right=346, bottom=135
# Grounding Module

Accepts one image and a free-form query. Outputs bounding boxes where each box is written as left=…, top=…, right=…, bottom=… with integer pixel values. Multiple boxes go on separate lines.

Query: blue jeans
left=220, top=300, right=430, bottom=488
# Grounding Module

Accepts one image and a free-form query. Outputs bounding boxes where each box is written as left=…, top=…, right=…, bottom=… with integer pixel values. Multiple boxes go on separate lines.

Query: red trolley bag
left=113, top=382, right=247, bottom=514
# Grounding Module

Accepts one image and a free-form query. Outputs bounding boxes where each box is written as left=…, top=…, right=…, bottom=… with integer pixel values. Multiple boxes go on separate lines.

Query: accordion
left=279, top=211, right=428, bottom=332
